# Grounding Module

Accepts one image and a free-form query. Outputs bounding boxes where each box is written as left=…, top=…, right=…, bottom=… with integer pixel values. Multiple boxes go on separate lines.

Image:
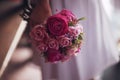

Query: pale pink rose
left=61, top=47, right=80, bottom=62
left=66, top=47, right=78, bottom=56
left=57, top=36, right=72, bottom=47
left=75, top=23, right=83, bottom=33
left=68, top=24, right=83, bottom=37
left=75, top=43, right=82, bottom=53
left=76, top=47, right=81, bottom=53
left=61, top=56, right=71, bottom=62
left=37, top=43, right=48, bottom=53
left=48, top=39, right=59, bottom=50
left=46, top=49, right=63, bottom=62
left=30, top=25, right=47, bottom=41
left=68, top=27, right=79, bottom=37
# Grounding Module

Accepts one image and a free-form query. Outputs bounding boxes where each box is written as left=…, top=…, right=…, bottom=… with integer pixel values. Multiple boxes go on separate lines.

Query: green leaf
left=78, top=35, right=83, bottom=40
left=77, top=17, right=86, bottom=22
left=68, top=21, right=75, bottom=26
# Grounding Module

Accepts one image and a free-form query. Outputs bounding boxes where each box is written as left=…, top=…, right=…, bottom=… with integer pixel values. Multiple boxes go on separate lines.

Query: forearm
left=37, top=0, right=51, bottom=11
left=29, top=0, right=52, bottom=26
left=31, top=0, right=50, bottom=6
left=31, top=0, right=51, bottom=15
left=35, top=0, right=52, bottom=21
left=37, top=0, right=49, bottom=3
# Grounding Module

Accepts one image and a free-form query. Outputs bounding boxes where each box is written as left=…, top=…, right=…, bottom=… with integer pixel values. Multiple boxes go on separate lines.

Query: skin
left=28, top=0, right=52, bottom=65
left=29, top=0, right=52, bottom=27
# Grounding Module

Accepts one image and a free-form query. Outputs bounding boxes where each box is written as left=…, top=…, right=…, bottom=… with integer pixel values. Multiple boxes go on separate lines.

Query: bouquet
left=29, top=9, right=84, bottom=63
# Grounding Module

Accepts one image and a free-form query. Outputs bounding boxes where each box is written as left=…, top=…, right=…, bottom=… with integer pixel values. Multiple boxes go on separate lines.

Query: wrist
left=35, top=0, right=51, bottom=14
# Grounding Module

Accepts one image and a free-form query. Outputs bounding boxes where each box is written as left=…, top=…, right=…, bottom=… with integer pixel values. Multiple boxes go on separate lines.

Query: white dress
left=39, top=0, right=119, bottom=80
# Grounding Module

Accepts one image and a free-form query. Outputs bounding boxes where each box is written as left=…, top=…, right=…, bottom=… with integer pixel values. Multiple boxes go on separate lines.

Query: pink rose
left=46, top=49, right=63, bottom=62
left=57, top=36, right=72, bottom=47
left=61, top=56, right=71, bottom=62
left=30, top=25, right=48, bottom=41
left=75, top=23, right=83, bottom=33
left=76, top=47, right=81, bottom=53
left=37, top=43, right=48, bottom=53
left=59, top=9, right=76, bottom=22
left=48, top=39, right=59, bottom=50
left=68, top=24, right=83, bottom=37
left=66, top=47, right=78, bottom=56
left=68, top=27, right=79, bottom=37
left=46, top=15, right=68, bottom=36
left=61, top=47, right=80, bottom=62
left=76, top=42, right=82, bottom=53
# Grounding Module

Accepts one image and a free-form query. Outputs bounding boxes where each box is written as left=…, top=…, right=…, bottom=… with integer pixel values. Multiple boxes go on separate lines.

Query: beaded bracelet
left=20, top=0, right=37, bottom=21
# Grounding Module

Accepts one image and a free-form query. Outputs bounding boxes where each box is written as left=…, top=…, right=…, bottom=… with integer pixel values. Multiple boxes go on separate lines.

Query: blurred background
left=0, top=0, right=120, bottom=80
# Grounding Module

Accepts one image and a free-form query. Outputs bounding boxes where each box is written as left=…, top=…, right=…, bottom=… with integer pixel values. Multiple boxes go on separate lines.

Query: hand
left=29, top=0, right=52, bottom=27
